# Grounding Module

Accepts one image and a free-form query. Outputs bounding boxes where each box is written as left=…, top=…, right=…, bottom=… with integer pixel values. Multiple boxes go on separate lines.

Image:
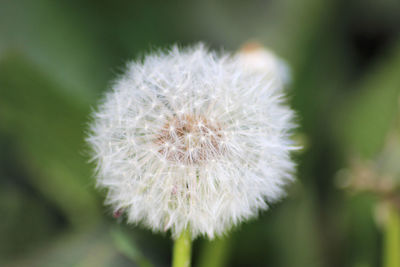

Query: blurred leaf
left=4, top=224, right=121, bottom=267
left=335, top=41, right=400, bottom=158
left=0, top=0, right=109, bottom=100
left=0, top=180, right=61, bottom=261
left=227, top=186, right=322, bottom=267
left=341, top=194, right=380, bottom=267
left=270, top=191, right=322, bottom=267
left=111, top=226, right=154, bottom=267
left=0, top=53, right=100, bottom=227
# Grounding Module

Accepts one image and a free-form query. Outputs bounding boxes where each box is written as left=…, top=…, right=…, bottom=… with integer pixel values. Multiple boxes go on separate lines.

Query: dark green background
left=1, top=0, right=400, bottom=266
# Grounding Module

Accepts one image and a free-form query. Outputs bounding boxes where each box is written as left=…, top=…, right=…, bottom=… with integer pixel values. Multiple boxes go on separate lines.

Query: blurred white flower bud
left=238, top=42, right=291, bottom=87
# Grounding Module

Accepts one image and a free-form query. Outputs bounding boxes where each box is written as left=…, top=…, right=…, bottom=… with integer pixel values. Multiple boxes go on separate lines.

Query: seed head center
left=156, top=114, right=224, bottom=165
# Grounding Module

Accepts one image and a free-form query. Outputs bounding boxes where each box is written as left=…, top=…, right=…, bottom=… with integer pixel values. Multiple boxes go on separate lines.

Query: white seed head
left=87, top=44, right=297, bottom=239
left=237, top=42, right=291, bottom=85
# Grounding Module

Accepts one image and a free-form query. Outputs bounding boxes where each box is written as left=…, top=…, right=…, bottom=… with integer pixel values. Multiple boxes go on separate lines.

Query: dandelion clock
left=87, top=44, right=297, bottom=267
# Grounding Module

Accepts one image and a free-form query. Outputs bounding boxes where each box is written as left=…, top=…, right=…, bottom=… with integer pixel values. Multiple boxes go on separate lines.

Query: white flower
left=87, top=44, right=297, bottom=239
left=237, top=42, right=291, bottom=85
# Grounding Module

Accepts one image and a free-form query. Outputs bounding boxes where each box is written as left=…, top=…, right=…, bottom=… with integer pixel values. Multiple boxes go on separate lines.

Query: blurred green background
left=1, top=0, right=400, bottom=266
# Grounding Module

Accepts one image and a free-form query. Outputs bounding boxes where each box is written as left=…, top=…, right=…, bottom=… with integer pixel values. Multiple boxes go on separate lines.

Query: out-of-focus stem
left=384, top=204, right=400, bottom=267
left=172, top=229, right=192, bottom=267
left=197, top=237, right=231, bottom=267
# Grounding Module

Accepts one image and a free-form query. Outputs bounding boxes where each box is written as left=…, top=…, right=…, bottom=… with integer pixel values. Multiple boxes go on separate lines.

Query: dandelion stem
left=172, top=229, right=192, bottom=267
left=384, top=204, right=400, bottom=267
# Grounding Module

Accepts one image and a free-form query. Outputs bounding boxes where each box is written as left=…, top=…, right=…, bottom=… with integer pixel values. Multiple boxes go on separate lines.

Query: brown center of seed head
left=155, top=114, right=224, bottom=165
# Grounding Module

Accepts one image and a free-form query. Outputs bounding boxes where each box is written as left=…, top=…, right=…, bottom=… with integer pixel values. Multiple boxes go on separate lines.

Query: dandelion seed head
left=87, top=44, right=297, bottom=239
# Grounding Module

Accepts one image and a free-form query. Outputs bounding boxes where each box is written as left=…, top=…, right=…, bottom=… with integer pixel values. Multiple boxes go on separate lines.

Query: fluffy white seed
left=87, top=44, right=297, bottom=239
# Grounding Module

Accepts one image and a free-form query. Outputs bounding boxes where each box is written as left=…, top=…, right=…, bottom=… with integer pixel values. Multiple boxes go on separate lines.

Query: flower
left=87, top=44, right=297, bottom=239
left=237, top=42, right=290, bottom=85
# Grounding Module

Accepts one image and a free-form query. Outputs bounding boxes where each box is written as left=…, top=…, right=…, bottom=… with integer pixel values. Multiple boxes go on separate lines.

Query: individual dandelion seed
left=87, top=44, right=297, bottom=241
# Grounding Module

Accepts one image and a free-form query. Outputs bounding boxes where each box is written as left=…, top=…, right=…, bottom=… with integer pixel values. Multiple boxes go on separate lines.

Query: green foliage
left=335, top=43, right=400, bottom=158
left=111, top=226, right=154, bottom=267
left=0, top=54, right=100, bottom=227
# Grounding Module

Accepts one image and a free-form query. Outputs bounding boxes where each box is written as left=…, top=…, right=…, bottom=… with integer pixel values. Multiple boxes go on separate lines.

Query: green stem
left=172, top=229, right=192, bottom=267
left=384, top=204, right=400, bottom=267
